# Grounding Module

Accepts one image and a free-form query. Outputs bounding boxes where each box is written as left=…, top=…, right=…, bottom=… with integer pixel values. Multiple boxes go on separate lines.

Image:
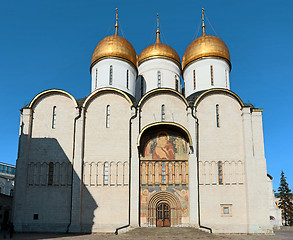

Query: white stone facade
left=13, top=31, right=275, bottom=235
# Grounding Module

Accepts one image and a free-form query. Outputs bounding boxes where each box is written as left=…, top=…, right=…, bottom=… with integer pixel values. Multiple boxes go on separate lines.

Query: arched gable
left=138, top=88, right=189, bottom=108
left=29, top=89, right=78, bottom=109
left=193, top=88, right=244, bottom=109
left=82, top=87, right=134, bottom=109
left=137, top=122, right=193, bottom=148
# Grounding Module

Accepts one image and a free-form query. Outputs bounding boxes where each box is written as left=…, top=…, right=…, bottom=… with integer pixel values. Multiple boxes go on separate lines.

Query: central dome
left=91, top=34, right=137, bottom=68
left=138, top=30, right=181, bottom=68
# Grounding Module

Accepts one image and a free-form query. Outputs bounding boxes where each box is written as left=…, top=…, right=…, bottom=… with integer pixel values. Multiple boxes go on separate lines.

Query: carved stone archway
left=148, top=191, right=182, bottom=227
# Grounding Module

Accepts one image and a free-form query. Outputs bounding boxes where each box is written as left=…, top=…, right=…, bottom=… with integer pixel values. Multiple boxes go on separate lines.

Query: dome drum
left=138, top=58, right=182, bottom=95
left=91, top=58, right=137, bottom=96
left=183, top=58, right=230, bottom=98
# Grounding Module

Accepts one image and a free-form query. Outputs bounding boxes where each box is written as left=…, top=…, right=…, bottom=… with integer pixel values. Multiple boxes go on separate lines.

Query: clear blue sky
left=0, top=0, right=292, bottom=191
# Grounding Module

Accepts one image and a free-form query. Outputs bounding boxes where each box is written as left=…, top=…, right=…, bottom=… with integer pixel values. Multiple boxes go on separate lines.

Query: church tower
left=182, top=9, right=231, bottom=98
left=90, top=9, right=137, bottom=97
left=138, top=14, right=182, bottom=97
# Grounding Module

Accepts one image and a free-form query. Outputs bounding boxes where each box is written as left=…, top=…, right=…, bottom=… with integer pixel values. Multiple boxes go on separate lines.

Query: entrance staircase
left=118, top=227, right=214, bottom=239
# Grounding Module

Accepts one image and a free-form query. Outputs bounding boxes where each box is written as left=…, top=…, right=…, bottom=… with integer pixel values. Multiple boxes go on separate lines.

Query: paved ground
left=2, top=227, right=293, bottom=240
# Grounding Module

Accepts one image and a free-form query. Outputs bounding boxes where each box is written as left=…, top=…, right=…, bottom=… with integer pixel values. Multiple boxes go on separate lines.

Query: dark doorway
left=156, top=203, right=170, bottom=227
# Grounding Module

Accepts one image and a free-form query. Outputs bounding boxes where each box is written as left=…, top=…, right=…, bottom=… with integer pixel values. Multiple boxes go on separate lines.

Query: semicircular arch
left=138, top=88, right=189, bottom=108
left=137, top=122, right=193, bottom=148
left=29, top=89, right=78, bottom=109
left=82, top=87, right=134, bottom=109
left=148, top=191, right=182, bottom=226
left=194, top=88, right=244, bottom=109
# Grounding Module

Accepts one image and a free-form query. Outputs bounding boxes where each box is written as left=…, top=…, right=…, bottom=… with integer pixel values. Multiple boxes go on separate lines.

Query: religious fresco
left=141, top=130, right=188, bottom=160
left=140, top=186, right=189, bottom=225
left=140, top=130, right=190, bottom=226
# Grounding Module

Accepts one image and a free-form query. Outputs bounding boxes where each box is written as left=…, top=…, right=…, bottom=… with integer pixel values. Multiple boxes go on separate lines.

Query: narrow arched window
left=126, top=70, right=129, bottom=89
left=140, top=76, right=144, bottom=97
left=48, top=162, right=54, bottom=185
left=193, top=69, right=196, bottom=89
left=216, top=104, right=220, bottom=127
left=104, top=162, right=109, bottom=185
left=52, top=106, right=57, bottom=129
left=218, top=161, right=223, bottom=184
left=162, top=162, right=166, bottom=184
left=95, top=68, right=98, bottom=89
left=161, top=104, right=165, bottom=122
left=175, top=75, right=179, bottom=91
left=106, top=105, right=110, bottom=128
left=157, top=71, right=161, bottom=87
left=225, top=69, right=228, bottom=88
left=109, top=65, right=113, bottom=85
left=210, top=65, right=214, bottom=86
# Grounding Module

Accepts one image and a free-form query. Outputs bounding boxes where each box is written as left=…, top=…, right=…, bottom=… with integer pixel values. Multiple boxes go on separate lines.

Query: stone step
left=118, top=227, right=215, bottom=239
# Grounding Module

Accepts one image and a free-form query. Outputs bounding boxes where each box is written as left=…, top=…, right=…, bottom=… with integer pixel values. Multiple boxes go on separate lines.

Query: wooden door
left=156, top=203, right=170, bottom=227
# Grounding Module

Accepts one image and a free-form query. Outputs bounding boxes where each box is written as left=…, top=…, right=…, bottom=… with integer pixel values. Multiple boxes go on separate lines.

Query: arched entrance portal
left=148, top=191, right=182, bottom=227
left=157, top=202, right=170, bottom=227
left=138, top=123, right=191, bottom=227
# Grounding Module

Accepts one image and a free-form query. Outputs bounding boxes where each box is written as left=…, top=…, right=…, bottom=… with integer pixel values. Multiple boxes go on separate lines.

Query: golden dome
left=182, top=8, right=230, bottom=70
left=182, top=34, right=230, bottom=70
left=91, top=34, right=137, bottom=68
left=91, top=9, right=137, bottom=69
left=138, top=30, right=181, bottom=68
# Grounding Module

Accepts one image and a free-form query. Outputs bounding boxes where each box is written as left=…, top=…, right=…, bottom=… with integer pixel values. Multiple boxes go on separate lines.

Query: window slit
left=126, top=70, right=129, bottom=89
left=109, top=65, right=113, bottom=85
left=52, top=106, right=57, bottom=129
left=216, top=104, right=220, bottom=128
left=158, top=71, right=161, bottom=87
left=48, top=162, right=54, bottom=185
left=218, top=161, right=223, bottom=184
left=210, top=65, right=214, bottom=86
left=161, top=104, right=165, bottom=122
left=106, top=105, right=110, bottom=128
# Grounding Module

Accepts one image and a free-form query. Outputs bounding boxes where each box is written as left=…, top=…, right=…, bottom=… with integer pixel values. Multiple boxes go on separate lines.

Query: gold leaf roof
left=182, top=34, right=230, bottom=70
left=91, top=34, right=137, bottom=69
left=138, top=31, right=181, bottom=68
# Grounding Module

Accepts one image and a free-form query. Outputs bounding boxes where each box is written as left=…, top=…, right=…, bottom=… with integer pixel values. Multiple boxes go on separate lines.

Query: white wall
left=184, top=58, right=230, bottom=98
left=82, top=92, right=132, bottom=232
left=14, top=93, right=78, bottom=232
left=196, top=93, right=247, bottom=233
left=91, top=59, right=137, bottom=97
left=138, top=59, right=181, bottom=95
left=140, top=93, right=188, bottom=130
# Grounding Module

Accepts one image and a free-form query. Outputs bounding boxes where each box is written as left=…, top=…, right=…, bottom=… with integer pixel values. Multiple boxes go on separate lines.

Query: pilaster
left=13, top=108, right=33, bottom=231
left=130, top=109, right=139, bottom=227
left=187, top=108, right=199, bottom=227
left=242, top=108, right=272, bottom=233
left=69, top=108, right=84, bottom=232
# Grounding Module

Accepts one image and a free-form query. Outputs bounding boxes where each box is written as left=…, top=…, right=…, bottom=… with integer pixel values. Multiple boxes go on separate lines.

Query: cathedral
left=13, top=10, right=275, bottom=234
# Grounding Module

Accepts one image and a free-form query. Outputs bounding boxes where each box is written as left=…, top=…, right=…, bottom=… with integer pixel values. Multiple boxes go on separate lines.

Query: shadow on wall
left=14, top=133, right=97, bottom=233
left=135, top=75, right=146, bottom=100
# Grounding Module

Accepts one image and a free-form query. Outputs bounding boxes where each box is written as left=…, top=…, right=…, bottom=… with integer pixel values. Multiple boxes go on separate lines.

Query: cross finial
left=156, top=13, right=161, bottom=43
left=201, top=8, right=206, bottom=36
left=115, top=8, right=119, bottom=35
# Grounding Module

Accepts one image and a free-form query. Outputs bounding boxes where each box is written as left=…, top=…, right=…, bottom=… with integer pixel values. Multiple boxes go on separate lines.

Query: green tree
left=278, top=171, right=293, bottom=226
